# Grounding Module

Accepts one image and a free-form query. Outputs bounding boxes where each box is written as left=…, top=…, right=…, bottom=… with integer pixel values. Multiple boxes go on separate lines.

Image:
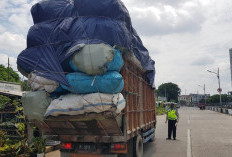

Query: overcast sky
left=0, top=0, right=232, bottom=95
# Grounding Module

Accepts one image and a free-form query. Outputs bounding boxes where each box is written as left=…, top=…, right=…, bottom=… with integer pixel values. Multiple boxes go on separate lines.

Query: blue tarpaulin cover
left=17, top=0, right=155, bottom=86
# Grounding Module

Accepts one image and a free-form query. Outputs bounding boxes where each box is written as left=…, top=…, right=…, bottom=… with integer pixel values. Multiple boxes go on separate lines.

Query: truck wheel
left=149, top=135, right=155, bottom=142
left=133, top=135, right=143, bottom=157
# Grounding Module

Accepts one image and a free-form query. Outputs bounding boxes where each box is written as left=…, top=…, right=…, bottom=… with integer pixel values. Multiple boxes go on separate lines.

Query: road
left=46, top=107, right=232, bottom=157
left=144, top=107, right=232, bottom=157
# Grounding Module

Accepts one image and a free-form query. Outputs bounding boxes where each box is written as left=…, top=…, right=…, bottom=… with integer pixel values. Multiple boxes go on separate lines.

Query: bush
left=156, top=107, right=167, bottom=115
left=0, top=95, right=10, bottom=109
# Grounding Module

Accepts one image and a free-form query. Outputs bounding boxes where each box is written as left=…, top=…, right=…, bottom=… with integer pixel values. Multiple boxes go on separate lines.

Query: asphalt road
left=46, top=107, right=232, bottom=157
left=143, top=107, right=232, bottom=157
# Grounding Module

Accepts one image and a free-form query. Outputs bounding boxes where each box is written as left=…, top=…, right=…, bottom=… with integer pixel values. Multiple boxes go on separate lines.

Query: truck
left=33, top=59, right=156, bottom=157
left=199, top=103, right=206, bottom=110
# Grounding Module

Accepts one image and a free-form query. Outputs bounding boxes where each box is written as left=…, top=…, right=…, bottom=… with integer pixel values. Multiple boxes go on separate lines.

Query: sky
left=0, top=0, right=232, bottom=95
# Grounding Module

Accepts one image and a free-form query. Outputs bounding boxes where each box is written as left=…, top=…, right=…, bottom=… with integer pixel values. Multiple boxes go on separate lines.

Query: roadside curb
left=206, top=106, right=232, bottom=116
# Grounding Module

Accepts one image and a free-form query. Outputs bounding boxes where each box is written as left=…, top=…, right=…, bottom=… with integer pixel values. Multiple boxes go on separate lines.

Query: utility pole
left=198, top=84, right=206, bottom=105
left=217, top=68, right=222, bottom=106
left=207, top=68, right=222, bottom=107
left=8, top=57, right=9, bottom=82
left=204, top=84, right=206, bottom=105
left=165, top=86, right=167, bottom=102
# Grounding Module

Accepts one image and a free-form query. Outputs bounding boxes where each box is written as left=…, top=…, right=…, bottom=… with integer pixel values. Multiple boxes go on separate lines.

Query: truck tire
left=149, top=135, right=155, bottom=142
left=133, top=135, right=143, bottom=157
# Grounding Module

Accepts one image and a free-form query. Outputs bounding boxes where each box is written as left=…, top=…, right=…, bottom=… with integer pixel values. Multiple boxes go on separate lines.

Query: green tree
left=207, top=94, right=228, bottom=103
left=0, top=65, right=20, bottom=83
left=157, top=82, right=181, bottom=102
left=0, top=65, right=31, bottom=92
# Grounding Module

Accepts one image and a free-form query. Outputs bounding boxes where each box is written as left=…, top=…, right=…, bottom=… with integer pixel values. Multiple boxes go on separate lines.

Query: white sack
left=71, top=43, right=114, bottom=75
left=45, top=93, right=126, bottom=117
left=28, top=73, right=59, bottom=93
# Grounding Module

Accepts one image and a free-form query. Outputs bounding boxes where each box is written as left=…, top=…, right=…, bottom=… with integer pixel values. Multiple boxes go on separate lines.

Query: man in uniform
left=165, top=103, right=179, bottom=140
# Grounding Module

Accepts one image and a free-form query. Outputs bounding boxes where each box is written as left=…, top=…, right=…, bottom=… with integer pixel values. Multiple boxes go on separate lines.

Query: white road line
left=188, top=119, right=190, bottom=124
left=187, top=128, right=192, bottom=157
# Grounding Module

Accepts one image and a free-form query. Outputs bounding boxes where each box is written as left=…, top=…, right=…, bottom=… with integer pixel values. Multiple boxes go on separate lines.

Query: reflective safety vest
left=167, top=109, right=177, bottom=120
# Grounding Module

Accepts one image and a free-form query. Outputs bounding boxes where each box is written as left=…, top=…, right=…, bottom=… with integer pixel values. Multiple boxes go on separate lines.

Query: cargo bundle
left=17, top=0, right=155, bottom=120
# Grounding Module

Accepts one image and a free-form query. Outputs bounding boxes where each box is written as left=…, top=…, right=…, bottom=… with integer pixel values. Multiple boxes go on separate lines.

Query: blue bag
left=61, top=71, right=124, bottom=94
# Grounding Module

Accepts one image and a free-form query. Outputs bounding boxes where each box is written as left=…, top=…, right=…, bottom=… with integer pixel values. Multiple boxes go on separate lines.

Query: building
left=178, top=94, right=210, bottom=106
left=189, top=93, right=210, bottom=105
left=178, top=95, right=191, bottom=105
left=157, top=96, right=167, bottom=102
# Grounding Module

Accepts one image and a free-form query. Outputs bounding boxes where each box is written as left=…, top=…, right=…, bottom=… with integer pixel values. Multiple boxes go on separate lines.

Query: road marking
left=187, top=129, right=192, bottom=157
left=188, top=120, right=190, bottom=124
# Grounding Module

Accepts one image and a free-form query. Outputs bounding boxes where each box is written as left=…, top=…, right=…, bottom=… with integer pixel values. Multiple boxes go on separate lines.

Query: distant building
left=157, top=96, right=167, bottom=102
left=179, top=94, right=210, bottom=106
left=178, top=95, right=191, bottom=105
left=228, top=91, right=232, bottom=98
left=189, top=93, right=210, bottom=105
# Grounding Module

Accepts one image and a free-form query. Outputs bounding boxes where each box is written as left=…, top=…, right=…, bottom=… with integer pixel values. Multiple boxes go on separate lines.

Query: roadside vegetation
left=0, top=65, right=39, bottom=156
left=156, top=107, right=167, bottom=115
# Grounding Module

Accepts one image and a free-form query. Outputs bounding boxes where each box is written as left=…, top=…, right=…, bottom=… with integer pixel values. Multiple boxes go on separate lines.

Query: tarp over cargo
left=17, top=0, right=155, bottom=86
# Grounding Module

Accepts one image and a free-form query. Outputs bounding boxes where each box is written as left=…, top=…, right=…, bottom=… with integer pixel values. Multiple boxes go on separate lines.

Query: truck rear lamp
left=111, top=143, right=126, bottom=150
left=62, top=143, right=73, bottom=149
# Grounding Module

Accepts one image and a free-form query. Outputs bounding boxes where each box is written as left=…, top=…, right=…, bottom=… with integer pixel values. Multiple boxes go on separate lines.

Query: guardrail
left=206, top=106, right=232, bottom=115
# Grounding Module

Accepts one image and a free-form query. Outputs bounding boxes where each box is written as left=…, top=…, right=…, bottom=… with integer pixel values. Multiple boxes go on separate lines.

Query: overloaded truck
left=17, top=0, right=156, bottom=157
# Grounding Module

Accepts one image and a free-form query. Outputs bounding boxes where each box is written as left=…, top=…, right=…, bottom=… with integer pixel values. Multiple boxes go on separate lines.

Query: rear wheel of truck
left=133, top=135, right=143, bottom=157
left=149, top=135, right=155, bottom=142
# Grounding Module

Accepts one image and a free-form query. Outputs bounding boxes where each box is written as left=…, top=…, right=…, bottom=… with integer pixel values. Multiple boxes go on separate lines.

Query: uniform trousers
left=168, top=120, right=177, bottom=139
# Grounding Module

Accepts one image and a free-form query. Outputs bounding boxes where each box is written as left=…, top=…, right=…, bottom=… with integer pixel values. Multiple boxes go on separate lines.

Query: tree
left=157, top=82, right=181, bottom=102
left=0, top=65, right=20, bottom=83
left=0, top=64, right=31, bottom=91
left=207, top=94, right=228, bottom=103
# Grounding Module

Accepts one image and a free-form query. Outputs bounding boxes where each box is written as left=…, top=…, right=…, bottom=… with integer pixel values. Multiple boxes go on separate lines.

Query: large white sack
left=70, top=43, right=115, bottom=75
left=45, top=93, right=126, bottom=117
left=28, top=73, right=59, bottom=93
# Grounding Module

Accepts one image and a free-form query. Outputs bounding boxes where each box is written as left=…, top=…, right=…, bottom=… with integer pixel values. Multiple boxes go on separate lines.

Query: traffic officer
left=165, top=103, right=179, bottom=140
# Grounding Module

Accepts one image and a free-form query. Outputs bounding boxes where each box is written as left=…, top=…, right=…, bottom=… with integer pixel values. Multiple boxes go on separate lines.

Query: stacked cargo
left=17, top=0, right=155, bottom=121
